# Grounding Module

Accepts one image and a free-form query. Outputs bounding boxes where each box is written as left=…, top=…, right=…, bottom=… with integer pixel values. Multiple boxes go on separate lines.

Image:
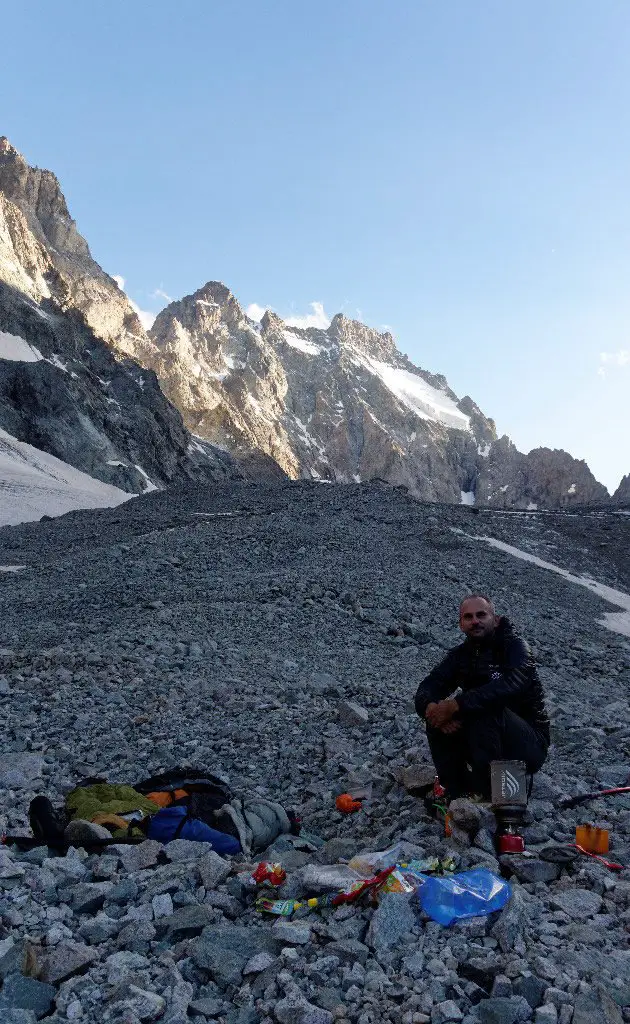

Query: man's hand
left=425, top=699, right=459, bottom=729
left=440, top=719, right=462, bottom=734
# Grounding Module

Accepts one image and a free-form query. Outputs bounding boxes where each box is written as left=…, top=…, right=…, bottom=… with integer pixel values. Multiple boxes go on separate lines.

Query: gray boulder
left=0, top=975, right=56, bottom=1020
left=366, top=893, right=416, bottom=952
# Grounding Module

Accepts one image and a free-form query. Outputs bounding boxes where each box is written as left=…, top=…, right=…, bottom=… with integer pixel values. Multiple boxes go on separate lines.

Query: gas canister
left=491, top=760, right=528, bottom=855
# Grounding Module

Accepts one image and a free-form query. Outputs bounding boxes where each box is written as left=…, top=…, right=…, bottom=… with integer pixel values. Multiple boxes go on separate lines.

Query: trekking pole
left=558, top=786, right=630, bottom=809
left=1, top=834, right=145, bottom=851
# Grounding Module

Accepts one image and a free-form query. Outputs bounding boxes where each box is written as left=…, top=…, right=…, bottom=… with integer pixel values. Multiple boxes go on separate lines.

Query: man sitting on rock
left=415, top=594, right=550, bottom=800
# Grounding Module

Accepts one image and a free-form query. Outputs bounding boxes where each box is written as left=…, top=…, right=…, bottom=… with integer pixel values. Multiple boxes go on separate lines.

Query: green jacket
left=66, top=783, right=157, bottom=837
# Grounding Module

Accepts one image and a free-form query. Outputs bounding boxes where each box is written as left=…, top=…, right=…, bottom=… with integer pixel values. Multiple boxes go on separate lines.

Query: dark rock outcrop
left=611, top=473, right=630, bottom=505
left=0, top=280, right=243, bottom=495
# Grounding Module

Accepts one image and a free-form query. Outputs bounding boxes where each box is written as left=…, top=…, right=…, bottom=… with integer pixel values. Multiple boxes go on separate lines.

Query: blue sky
left=2, top=1, right=629, bottom=492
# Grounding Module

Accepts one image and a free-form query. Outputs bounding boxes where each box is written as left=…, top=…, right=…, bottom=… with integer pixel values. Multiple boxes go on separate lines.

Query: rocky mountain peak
left=152, top=281, right=250, bottom=341
left=612, top=473, right=630, bottom=505
left=194, top=280, right=234, bottom=307
left=0, top=137, right=19, bottom=159
left=457, top=396, right=497, bottom=445
left=328, top=313, right=397, bottom=362
left=143, top=278, right=616, bottom=506
left=0, top=137, right=89, bottom=259
left=260, top=309, right=284, bottom=331
left=0, top=137, right=156, bottom=359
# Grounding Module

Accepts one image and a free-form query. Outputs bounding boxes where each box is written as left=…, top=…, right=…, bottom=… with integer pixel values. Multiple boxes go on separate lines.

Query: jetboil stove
left=490, top=760, right=528, bottom=854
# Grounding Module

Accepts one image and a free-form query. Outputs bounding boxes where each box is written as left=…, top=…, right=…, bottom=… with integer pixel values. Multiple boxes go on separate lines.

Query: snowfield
left=0, top=428, right=131, bottom=526
left=282, top=330, right=323, bottom=356
left=351, top=351, right=471, bottom=431
left=0, top=329, right=43, bottom=362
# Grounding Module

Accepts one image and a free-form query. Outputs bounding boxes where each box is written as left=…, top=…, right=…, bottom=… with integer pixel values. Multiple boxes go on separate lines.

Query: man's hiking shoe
left=64, top=820, right=112, bottom=846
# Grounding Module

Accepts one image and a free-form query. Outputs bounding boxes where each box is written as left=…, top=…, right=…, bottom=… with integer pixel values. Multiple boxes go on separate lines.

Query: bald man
left=414, top=595, right=550, bottom=800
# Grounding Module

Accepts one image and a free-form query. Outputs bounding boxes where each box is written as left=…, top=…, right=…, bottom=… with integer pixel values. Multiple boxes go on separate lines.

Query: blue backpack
left=134, top=767, right=241, bottom=853
left=147, top=805, right=240, bottom=854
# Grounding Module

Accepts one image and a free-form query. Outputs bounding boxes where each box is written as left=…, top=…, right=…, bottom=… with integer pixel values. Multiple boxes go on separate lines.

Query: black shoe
left=29, top=796, right=68, bottom=843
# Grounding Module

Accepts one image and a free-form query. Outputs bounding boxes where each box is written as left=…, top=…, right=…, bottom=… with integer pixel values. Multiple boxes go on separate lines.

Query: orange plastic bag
left=336, top=793, right=362, bottom=814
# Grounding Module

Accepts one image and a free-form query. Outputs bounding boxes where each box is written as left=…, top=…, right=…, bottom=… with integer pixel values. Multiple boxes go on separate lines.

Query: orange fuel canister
left=576, top=824, right=609, bottom=854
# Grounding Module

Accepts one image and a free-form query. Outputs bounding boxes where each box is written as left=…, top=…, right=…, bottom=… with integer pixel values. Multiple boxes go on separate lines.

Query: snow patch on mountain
left=0, top=331, right=43, bottom=362
left=0, top=428, right=131, bottom=527
left=133, top=464, right=159, bottom=493
left=282, top=331, right=323, bottom=356
left=352, top=351, right=471, bottom=431
left=458, top=528, right=630, bottom=639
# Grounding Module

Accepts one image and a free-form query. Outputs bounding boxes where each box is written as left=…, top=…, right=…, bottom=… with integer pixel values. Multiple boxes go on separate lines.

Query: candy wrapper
left=378, top=868, right=416, bottom=896
left=250, top=862, right=286, bottom=887
left=256, top=866, right=394, bottom=916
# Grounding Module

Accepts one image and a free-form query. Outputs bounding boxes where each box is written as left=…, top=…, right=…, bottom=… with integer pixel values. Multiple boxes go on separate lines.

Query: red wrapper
left=251, top=862, right=287, bottom=886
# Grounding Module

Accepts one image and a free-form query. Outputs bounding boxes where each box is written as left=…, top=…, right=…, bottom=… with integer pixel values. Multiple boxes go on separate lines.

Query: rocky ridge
left=0, top=484, right=628, bottom=1022
left=0, top=139, right=281, bottom=517
left=0, top=137, right=152, bottom=361
left=0, top=278, right=244, bottom=501
left=0, top=137, right=619, bottom=513
left=147, top=285, right=610, bottom=508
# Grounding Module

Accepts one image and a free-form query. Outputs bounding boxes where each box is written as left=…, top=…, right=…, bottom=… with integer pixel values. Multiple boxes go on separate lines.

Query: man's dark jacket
left=415, top=617, right=550, bottom=739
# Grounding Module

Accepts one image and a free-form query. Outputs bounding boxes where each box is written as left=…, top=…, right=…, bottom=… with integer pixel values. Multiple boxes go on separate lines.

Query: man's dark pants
left=427, top=708, right=549, bottom=798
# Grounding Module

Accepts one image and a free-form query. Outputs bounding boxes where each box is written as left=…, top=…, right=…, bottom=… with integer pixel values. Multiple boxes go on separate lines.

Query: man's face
left=459, top=598, right=498, bottom=640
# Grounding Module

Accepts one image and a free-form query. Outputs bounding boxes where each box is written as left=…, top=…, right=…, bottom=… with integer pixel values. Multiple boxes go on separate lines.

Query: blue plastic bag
left=417, top=868, right=511, bottom=926
left=147, top=806, right=241, bottom=855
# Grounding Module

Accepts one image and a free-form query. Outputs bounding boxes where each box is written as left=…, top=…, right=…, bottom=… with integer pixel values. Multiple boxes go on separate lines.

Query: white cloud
left=598, top=349, right=630, bottom=378
left=131, top=305, right=156, bottom=330
left=284, top=302, right=330, bottom=330
left=246, top=301, right=331, bottom=329
left=600, top=349, right=630, bottom=367
left=113, top=274, right=156, bottom=331
left=152, top=288, right=173, bottom=303
left=246, top=303, right=267, bottom=322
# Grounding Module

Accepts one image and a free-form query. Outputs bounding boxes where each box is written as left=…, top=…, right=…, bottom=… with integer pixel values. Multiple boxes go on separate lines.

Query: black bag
left=134, top=767, right=238, bottom=837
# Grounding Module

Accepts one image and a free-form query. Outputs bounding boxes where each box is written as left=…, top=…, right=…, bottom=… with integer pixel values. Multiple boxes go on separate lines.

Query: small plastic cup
left=576, top=824, right=609, bottom=854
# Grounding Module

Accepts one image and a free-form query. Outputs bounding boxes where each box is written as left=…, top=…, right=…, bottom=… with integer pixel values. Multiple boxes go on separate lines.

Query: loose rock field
left=0, top=482, right=628, bottom=1024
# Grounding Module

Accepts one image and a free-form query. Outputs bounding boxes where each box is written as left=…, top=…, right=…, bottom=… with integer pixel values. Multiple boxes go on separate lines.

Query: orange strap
left=146, top=788, right=189, bottom=808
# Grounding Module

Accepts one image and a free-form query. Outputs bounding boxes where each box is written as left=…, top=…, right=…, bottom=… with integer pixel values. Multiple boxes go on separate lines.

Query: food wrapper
left=348, top=843, right=405, bottom=876
left=256, top=867, right=395, bottom=916
left=250, top=862, right=286, bottom=886
left=378, top=868, right=416, bottom=896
